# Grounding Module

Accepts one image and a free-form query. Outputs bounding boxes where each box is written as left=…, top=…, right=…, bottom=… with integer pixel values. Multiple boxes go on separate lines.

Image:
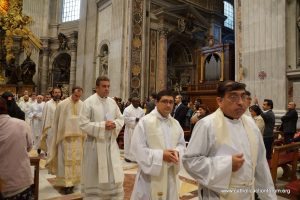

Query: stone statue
left=100, top=50, right=108, bottom=75
left=177, top=18, right=186, bottom=33
left=58, top=32, right=69, bottom=51
left=20, top=53, right=36, bottom=85
left=5, top=57, right=22, bottom=84
left=180, top=69, right=190, bottom=85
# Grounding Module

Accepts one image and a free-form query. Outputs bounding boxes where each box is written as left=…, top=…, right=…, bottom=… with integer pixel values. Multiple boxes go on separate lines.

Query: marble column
left=157, top=27, right=168, bottom=92
left=235, top=0, right=286, bottom=115
left=40, top=38, right=50, bottom=94
left=69, top=31, right=78, bottom=91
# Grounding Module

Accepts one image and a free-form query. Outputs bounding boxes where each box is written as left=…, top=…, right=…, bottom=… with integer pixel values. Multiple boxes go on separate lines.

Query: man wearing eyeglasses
left=183, top=81, right=276, bottom=200
left=130, top=90, right=186, bottom=200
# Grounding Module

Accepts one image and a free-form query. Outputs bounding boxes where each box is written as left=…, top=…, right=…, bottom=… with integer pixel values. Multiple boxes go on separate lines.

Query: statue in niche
left=58, top=33, right=69, bottom=51
left=100, top=50, right=108, bottom=75
left=180, top=69, right=191, bottom=85
left=20, top=53, right=36, bottom=85
left=177, top=18, right=186, bottom=33
left=5, top=57, right=22, bottom=84
left=53, top=53, right=71, bottom=84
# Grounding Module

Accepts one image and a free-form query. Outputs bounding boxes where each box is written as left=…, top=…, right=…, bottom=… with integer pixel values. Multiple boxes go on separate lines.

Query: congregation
left=0, top=76, right=299, bottom=200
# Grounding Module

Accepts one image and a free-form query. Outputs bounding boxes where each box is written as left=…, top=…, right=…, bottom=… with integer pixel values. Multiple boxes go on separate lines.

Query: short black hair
left=249, top=105, right=261, bottom=115
left=156, top=90, right=173, bottom=101
left=217, top=81, right=246, bottom=97
left=96, top=76, right=110, bottom=86
left=264, top=99, right=273, bottom=109
left=150, top=92, right=157, bottom=99
left=245, top=90, right=251, bottom=96
left=72, top=86, right=83, bottom=93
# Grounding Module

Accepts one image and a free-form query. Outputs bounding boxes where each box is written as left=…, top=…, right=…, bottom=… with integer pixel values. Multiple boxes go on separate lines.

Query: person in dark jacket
left=172, top=95, right=188, bottom=128
left=254, top=98, right=275, bottom=160
left=281, top=102, right=298, bottom=144
left=1, top=92, right=25, bottom=120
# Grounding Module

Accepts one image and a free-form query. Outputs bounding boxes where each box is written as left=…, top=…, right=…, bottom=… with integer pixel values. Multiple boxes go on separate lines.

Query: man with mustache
left=183, top=81, right=276, bottom=200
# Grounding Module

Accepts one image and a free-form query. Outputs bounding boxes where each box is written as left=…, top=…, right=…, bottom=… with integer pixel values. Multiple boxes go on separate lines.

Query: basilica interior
left=0, top=0, right=300, bottom=199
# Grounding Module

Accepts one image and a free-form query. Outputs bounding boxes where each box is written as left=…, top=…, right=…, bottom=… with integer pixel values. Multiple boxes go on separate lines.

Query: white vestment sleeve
left=131, top=120, right=163, bottom=176
left=124, top=107, right=137, bottom=127
left=79, top=101, right=106, bottom=139
left=112, top=105, right=124, bottom=138
left=182, top=120, right=232, bottom=193
left=254, top=133, right=277, bottom=199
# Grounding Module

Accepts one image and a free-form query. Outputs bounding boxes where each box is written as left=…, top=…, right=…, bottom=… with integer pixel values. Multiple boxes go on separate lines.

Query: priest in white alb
left=40, top=87, right=62, bottom=155
left=182, top=81, right=276, bottom=200
left=47, top=86, right=84, bottom=194
left=28, top=95, right=45, bottom=149
left=130, top=90, right=186, bottom=200
left=79, top=76, right=124, bottom=200
left=123, top=96, right=145, bottom=162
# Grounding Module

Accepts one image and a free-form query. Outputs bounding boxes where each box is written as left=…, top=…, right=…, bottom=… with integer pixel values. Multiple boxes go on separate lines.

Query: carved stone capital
left=42, top=47, right=50, bottom=55
left=158, top=27, right=168, bottom=38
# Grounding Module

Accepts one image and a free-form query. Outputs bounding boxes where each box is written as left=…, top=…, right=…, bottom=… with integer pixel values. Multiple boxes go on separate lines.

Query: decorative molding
left=97, top=0, right=112, bottom=12
left=158, top=27, right=168, bottom=38
left=129, top=0, right=144, bottom=97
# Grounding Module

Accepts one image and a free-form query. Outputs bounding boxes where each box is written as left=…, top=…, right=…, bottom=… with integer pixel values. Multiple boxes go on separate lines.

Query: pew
left=285, top=179, right=300, bottom=200
left=30, top=156, right=40, bottom=200
left=269, top=142, right=300, bottom=186
left=45, top=193, right=83, bottom=200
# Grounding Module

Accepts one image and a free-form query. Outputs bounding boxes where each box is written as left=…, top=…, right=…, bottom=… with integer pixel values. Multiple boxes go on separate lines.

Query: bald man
left=281, top=102, right=298, bottom=143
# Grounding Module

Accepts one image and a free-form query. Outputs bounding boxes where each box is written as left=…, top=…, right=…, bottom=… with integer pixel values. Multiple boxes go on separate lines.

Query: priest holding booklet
left=183, top=81, right=277, bottom=200
left=130, top=90, right=186, bottom=200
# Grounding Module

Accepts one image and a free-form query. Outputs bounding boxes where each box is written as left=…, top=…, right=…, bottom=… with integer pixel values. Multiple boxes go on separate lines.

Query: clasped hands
left=232, top=153, right=244, bottom=172
left=163, top=149, right=179, bottom=165
left=105, top=120, right=116, bottom=130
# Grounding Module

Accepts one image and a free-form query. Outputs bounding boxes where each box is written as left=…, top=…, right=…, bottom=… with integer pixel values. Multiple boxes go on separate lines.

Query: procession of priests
left=0, top=76, right=280, bottom=200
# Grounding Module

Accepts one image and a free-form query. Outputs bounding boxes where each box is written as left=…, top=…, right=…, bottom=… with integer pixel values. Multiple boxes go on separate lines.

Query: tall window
left=62, top=0, right=80, bottom=22
left=224, top=1, right=233, bottom=29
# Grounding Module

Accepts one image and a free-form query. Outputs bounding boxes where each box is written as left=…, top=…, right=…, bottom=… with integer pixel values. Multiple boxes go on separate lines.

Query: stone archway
left=167, top=41, right=195, bottom=92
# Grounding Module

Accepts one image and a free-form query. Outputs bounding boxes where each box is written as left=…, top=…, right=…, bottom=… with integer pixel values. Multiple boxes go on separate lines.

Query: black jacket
left=261, top=110, right=275, bottom=138
left=173, top=103, right=188, bottom=128
left=281, top=109, right=298, bottom=133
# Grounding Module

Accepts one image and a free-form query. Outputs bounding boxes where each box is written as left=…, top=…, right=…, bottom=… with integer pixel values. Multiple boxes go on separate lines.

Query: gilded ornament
left=132, top=37, right=142, bottom=49
left=131, top=77, right=141, bottom=89
left=0, top=0, right=42, bottom=62
left=0, top=0, right=9, bottom=14
left=131, top=65, right=141, bottom=76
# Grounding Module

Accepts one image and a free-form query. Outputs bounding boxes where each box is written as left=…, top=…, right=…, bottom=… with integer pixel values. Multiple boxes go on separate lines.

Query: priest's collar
left=154, top=108, right=171, bottom=120
left=96, top=94, right=108, bottom=100
left=224, top=114, right=234, bottom=120
left=223, top=113, right=241, bottom=123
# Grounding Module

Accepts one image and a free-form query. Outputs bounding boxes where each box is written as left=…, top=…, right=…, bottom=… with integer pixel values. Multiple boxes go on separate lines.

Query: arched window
left=62, top=0, right=81, bottom=22
left=224, top=1, right=234, bottom=29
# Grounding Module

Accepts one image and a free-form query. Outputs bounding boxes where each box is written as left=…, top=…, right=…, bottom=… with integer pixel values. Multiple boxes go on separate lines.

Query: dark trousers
left=263, top=137, right=274, bottom=160
left=284, top=132, right=295, bottom=144
left=1, top=187, right=32, bottom=200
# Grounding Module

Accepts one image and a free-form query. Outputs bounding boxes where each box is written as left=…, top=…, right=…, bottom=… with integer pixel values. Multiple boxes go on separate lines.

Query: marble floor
left=33, top=150, right=295, bottom=200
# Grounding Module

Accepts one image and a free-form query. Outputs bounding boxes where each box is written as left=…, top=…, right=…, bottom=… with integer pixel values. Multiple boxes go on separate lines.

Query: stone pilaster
left=157, top=27, right=168, bottom=91
left=129, top=0, right=144, bottom=98
left=40, top=38, right=50, bottom=94
left=235, top=0, right=286, bottom=116
left=69, top=31, right=78, bottom=91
